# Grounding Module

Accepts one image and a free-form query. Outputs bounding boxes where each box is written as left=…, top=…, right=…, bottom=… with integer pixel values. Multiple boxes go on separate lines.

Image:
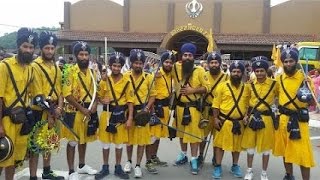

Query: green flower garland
left=27, top=120, right=60, bottom=157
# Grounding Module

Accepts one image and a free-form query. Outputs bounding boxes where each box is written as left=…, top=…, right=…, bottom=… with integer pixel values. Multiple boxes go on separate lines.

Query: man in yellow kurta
left=212, top=61, right=250, bottom=179
left=198, top=52, right=229, bottom=166
left=274, top=48, right=315, bottom=180
left=0, top=28, right=41, bottom=180
left=95, top=52, right=134, bottom=180
left=172, top=43, right=210, bottom=175
left=149, top=51, right=175, bottom=167
left=29, top=31, right=64, bottom=180
left=241, top=58, right=278, bottom=180
left=123, top=49, right=157, bottom=178
left=62, top=41, right=98, bottom=180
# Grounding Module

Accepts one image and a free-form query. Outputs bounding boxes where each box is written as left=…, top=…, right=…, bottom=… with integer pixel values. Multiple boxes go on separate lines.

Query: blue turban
left=207, top=52, right=222, bottom=64
left=181, top=43, right=197, bottom=56
left=281, top=48, right=299, bottom=62
left=252, top=59, right=269, bottom=71
left=16, top=27, right=38, bottom=48
left=39, top=31, right=58, bottom=49
left=229, top=61, right=245, bottom=73
left=129, top=49, right=146, bottom=63
left=161, top=50, right=176, bottom=63
left=72, top=41, right=91, bottom=57
left=109, top=52, right=125, bottom=66
left=251, top=56, right=268, bottom=62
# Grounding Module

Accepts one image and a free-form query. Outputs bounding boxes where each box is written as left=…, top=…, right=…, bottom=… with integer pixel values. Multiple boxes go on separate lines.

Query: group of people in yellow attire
left=0, top=27, right=315, bottom=180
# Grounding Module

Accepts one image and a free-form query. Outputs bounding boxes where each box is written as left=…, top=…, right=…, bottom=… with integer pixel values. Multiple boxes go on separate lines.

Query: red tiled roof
left=56, top=30, right=319, bottom=45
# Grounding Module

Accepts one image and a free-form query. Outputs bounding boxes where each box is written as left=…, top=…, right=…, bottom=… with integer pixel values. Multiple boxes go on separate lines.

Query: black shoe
left=95, top=165, right=109, bottom=180
left=42, top=171, right=65, bottom=180
left=283, top=174, right=295, bottom=180
left=115, top=165, right=129, bottom=179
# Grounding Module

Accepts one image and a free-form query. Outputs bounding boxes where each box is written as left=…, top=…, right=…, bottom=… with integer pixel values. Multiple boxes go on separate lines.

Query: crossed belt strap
left=2, top=61, right=33, bottom=115
left=130, top=75, right=146, bottom=105
left=204, top=73, right=227, bottom=104
left=218, top=83, right=245, bottom=135
left=279, top=75, right=303, bottom=140
left=34, top=62, right=58, bottom=98
left=78, top=71, right=93, bottom=103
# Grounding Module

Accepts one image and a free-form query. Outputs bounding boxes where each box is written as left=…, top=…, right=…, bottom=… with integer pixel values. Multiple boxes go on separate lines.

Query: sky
left=0, top=0, right=289, bottom=36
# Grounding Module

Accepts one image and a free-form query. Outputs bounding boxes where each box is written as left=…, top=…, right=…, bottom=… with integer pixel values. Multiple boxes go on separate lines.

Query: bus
left=298, top=42, right=320, bottom=71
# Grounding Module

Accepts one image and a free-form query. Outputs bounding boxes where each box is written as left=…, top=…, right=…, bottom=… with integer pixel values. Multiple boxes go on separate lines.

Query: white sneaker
left=77, top=164, right=98, bottom=175
left=124, top=161, right=132, bottom=173
left=68, top=172, right=79, bottom=180
left=261, top=172, right=269, bottom=180
left=244, top=169, right=253, bottom=180
left=134, top=166, right=143, bottom=178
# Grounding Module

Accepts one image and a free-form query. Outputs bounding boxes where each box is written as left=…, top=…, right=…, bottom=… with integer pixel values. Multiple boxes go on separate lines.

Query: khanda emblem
left=28, top=35, right=34, bottom=44
left=186, top=0, right=203, bottom=18
left=81, top=42, right=87, bottom=51
left=48, top=36, right=54, bottom=45
left=115, top=52, right=120, bottom=63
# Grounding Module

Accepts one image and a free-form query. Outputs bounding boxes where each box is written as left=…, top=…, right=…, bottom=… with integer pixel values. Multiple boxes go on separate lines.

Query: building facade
left=57, top=0, right=320, bottom=60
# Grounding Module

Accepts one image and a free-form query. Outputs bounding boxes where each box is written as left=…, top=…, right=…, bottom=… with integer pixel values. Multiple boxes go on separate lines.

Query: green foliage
left=0, top=27, right=59, bottom=49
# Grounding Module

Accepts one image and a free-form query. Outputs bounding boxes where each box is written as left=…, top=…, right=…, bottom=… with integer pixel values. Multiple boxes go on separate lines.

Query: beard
left=77, top=59, right=89, bottom=69
left=42, top=53, right=54, bottom=61
left=133, top=67, right=142, bottom=74
left=209, top=67, right=220, bottom=75
left=182, top=59, right=194, bottom=79
left=284, top=65, right=297, bottom=76
left=230, top=75, right=242, bottom=86
left=17, top=49, right=33, bottom=64
left=163, top=66, right=172, bottom=73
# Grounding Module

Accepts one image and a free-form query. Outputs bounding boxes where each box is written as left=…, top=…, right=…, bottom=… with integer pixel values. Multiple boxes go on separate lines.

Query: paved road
left=2, top=110, right=320, bottom=179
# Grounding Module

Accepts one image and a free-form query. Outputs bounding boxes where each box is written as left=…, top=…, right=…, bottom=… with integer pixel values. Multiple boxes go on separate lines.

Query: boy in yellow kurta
left=172, top=43, right=210, bottom=175
left=274, top=48, right=315, bottom=180
left=198, top=52, right=229, bottom=166
left=123, top=49, right=157, bottom=178
left=149, top=51, right=175, bottom=167
left=62, top=41, right=98, bottom=179
left=29, top=31, right=64, bottom=180
left=212, top=61, right=250, bottom=179
left=241, top=58, right=278, bottom=180
left=95, top=52, right=134, bottom=180
left=0, top=28, right=42, bottom=180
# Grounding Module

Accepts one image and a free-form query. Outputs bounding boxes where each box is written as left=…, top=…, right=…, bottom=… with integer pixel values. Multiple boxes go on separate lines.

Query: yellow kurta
left=124, top=71, right=156, bottom=145
left=274, top=70, right=315, bottom=168
left=62, top=65, right=97, bottom=144
left=98, top=75, right=134, bottom=144
left=151, top=68, right=173, bottom=138
left=0, top=56, right=41, bottom=167
left=212, top=81, right=250, bottom=152
left=241, top=78, right=278, bottom=153
left=31, top=57, right=63, bottom=129
left=172, top=64, right=211, bottom=143
left=203, top=72, right=229, bottom=137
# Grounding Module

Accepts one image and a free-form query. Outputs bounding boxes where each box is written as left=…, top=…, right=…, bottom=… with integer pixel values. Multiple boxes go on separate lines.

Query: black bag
left=299, top=108, right=309, bottom=122
left=155, top=104, right=164, bottom=118
left=181, top=107, right=191, bottom=125
left=87, top=112, right=99, bottom=136
left=110, top=106, right=126, bottom=124
left=20, top=108, right=36, bottom=135
left=272, top=113, right=279, bottom=130
left=106, top=124, right=117, bottom=134
left=10, top=106, right=27, bottom=124
left=64, top=112, right=76, bottom=128
left=134, top=111, right=151, bottom=127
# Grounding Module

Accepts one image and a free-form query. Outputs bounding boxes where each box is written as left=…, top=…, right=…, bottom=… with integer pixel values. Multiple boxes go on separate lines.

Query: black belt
left=77, top=102, right=91, bottom=110
left=176, top=101, right=197, bottom=108
left=278, top=106, right=297, bottom=116
left=251, top=109, right=272, bottom=116
left=103, top=104, right=128, bottom=111
left=219, top=112, right=243, bottom=121
left=155, top=98, right=170, bottom=107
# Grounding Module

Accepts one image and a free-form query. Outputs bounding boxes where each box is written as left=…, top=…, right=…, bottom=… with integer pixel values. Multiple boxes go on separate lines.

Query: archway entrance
left=160, top=23, right=215, bottom=59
